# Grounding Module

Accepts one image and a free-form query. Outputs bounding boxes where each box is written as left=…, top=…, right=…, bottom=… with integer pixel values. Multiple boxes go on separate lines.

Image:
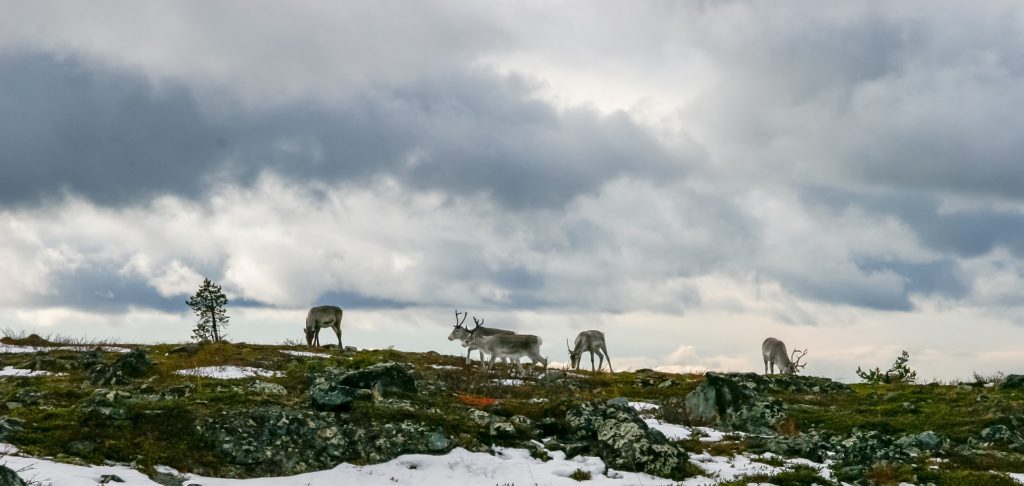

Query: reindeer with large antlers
left=762, top=337, right=808, bottom=375
left=463, top=318, right=547, bottom=373
left=447, top=310, right=514, bottom=364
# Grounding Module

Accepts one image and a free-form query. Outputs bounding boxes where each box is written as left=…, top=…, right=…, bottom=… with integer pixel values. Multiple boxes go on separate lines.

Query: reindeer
left=464, top=321, right=547, bottom=373
left=305, top=305, right=343, bottom=349
left=567, top=330, right=613, bottom=373
left=762, top=337, right=807, bottom=375
left=448, top=310, right=514, bottom=364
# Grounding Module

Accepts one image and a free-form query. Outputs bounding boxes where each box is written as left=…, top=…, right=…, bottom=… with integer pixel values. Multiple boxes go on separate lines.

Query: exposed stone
left=337, top=362, right=416, bottom=395
left=562, top=400, right=689, bottom=480
left=100, top=474, right=125, bottom=483
left=683, top=372, right=786, bottom=434
left=310, top=383, right=365, bottom=412
left=196, top=406, right=452, bottom=476
left=248, top=380, right=287, bottom=395
left=1001, top=374, right=1024, bottom=390
left=0, top=465, right=26, bottom=486
left=89, top=349, right=155, bottom=386
left=165, top=344, right=201, bottom=357
left=977, top=425, right=1024, bottom=452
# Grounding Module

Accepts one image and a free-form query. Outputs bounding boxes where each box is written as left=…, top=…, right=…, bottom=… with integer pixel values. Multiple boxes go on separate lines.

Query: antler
left=791, top=348, right=809, bottom=369
left=566, top=339, right=572, bottom=353
left=471, top=317, right=484, bottom=329
left=454, top=309, right=467, bottom=328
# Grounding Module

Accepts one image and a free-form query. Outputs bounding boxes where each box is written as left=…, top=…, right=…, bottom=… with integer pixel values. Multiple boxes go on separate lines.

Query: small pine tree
left=186, top=278, right=229, bottom=342
left=856, top=350, right=917, bottom=384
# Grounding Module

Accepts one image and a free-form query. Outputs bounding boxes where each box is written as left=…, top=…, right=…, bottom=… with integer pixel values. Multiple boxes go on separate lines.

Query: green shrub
left=856, top=350, right=917, bottom=384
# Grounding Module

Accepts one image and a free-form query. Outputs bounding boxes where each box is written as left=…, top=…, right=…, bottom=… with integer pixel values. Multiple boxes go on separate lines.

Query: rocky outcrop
left=683, top=372, right=786, bottom=434
left=336, top=362, right=417, bottom=395
left=1000, top=374, right=1024, bottom=390
left=89, top=349, right=154, bottom=386
left=0, top=465, right=26, bottom=486
left=750, top=429, right=949, bottom=467
left=196, top=406, right=451, bottom=476
left=559, top=398, right=690, bottom=480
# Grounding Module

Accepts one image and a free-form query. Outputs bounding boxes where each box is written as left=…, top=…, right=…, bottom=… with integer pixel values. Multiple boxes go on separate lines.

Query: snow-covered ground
left=492, top=378, right=526, bottom=386
left=0, top=366, right=60, bottom=377
left=174, top=366, right=284, bottom=379
left=0, top=344, right=129, bottom=354
left=0, top=444, right=671, bottom=486
left=280, top=350, right=333, bottom=358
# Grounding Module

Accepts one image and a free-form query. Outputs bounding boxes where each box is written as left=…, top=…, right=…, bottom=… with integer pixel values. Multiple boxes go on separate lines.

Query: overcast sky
left=2, top=1, right=1024, bottom=381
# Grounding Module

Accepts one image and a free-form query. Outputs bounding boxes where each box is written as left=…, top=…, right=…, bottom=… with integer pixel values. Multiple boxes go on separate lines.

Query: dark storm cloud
left=0, top=52, right=689, bottom=209
left=0, top=53, right=225, bottom=205
left=31, top=265, right=182, bottom=313
left=854, top=257, right=969, bottom=300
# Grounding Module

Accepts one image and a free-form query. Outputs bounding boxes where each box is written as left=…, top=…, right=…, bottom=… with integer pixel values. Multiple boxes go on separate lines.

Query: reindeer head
left=304, top=327, right=316, bottom=346
left=567, top=339, right=582, bottom=369
left=447, top=309, right=469, bottom=341
left=786, top=348, right=808, bottom=374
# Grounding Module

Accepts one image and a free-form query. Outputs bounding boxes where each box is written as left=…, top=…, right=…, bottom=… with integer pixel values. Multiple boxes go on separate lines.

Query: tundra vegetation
left=1, top=332, right=1024, bottom=485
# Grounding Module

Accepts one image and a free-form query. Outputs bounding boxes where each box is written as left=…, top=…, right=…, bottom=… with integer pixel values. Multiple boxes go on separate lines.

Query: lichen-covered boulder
left=197, top=406, right=452, bottom=476
left=309, top=382, right=367, bottom=411
left=1000, top=374, right=1024, bottom=390
left=561, top=399, right=690, bottom=480
left=88, top=348, right=154, bottom=386
left=0, top=465, right=26, bottom=486
left=337, top=362, right=416, bottom=395
left=683, top=372, right=786, bottom=434
left=976, top=425, right=1024, bottom=451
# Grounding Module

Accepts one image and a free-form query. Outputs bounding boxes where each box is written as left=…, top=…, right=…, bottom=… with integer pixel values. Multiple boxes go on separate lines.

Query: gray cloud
left=0, top=52, right=691, bottom=209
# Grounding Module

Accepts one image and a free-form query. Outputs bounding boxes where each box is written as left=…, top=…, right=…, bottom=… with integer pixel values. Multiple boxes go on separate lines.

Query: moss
left=568, top=468, right=592, bottom=481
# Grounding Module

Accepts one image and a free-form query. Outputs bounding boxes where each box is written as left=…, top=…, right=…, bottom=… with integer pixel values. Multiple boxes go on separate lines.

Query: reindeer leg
left=590, top=352, right=596, bottom=372
left=333, top=325, right=343, bottom=351
left=602, top=345, right=612, bottom=373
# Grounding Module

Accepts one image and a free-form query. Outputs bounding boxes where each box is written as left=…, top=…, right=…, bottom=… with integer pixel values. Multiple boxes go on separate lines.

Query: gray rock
left=337, top=362, right=416, bottom=395
left=683, top=372, right=786, bottom=434
left=248, top=380, right=287, bottom=395
left=0, top=465, right=25, bottom=486
left=310, top=383, right=364, bottom=411
left=489, top=421, right=517, bottom=438
left=978, top=425, right=1024, bottom=451
left=165, top=344, right=201, bottom=356
left=562, top=401, right=690, bottom=480
left=89, top=348, right=155, bottom=386
left=1001, top=374, right=1024, bottom=390
left=197, top=407, right=452, bottom=476
left=100, top=474, right=125, bottom=483
left=605, top=396, right=629, bottom=407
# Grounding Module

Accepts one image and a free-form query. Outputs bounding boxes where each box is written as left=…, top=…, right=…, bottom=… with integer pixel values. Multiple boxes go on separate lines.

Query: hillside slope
left=1, top=338, right=1023, bottom=485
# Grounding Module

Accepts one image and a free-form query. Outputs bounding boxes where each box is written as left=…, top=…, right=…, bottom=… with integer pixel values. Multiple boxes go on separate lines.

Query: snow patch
left=280, top=350, right=333, bottom=358
left=0, top=344, right=130, bottom=354
left=644, top=419, right=694, bottom=441
left=0, top=444, right=673, bottom=486
left=174, top=366, right=284, bottom=379
left=428, top=364, right=461, bottom=370
left=629, top=401, right=660, bottom=412
left=0, top=366, right=60, bottom=377
left=492, top=378, right=526, bottom=386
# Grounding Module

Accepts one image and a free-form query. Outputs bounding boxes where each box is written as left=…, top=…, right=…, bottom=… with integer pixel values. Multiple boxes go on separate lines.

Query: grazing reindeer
left=762, top=337, right=807, bottom=375
left=448, top=311, right=513, bottom=364
left=464, top=321, right=547, bottom=373
left=567, top=330, right=613, bottom=373
left=305, top=305, right=343, bottom=349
